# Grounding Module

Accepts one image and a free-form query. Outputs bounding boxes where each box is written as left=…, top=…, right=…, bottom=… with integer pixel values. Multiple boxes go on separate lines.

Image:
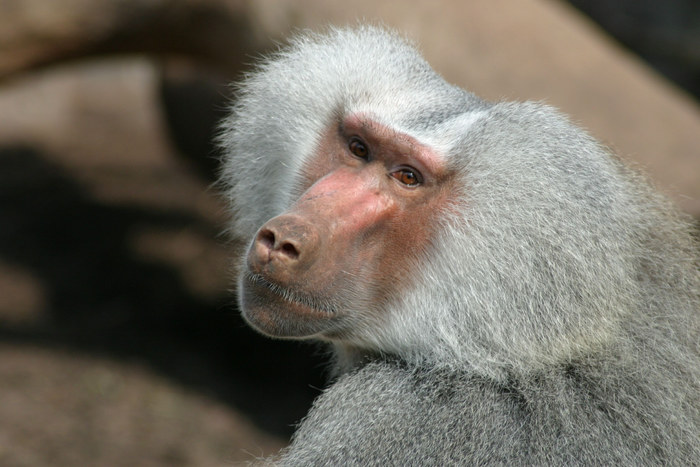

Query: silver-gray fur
left=219, top=26, right=700, bottom=465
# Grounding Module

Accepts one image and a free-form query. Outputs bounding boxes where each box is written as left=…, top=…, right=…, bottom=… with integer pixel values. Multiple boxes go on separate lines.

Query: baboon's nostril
left=256, top=227, right=300, bottom=260
left=258, top=229, right=275, bottom=250
left=280, top=241, right=300, bottom=259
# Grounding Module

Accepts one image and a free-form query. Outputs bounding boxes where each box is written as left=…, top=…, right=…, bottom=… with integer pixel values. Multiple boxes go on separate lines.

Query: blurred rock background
left=0, top=0, right=698, bottom=465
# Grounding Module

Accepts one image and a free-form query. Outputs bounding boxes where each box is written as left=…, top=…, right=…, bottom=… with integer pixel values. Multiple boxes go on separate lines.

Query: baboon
left=218, top=26, right=700, bottom=465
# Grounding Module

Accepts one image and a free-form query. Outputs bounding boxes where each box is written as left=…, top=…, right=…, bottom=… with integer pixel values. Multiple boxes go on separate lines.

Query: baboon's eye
left=391, top=168, right=422, bottom=187
left=349, top=138, right=369, bottom=160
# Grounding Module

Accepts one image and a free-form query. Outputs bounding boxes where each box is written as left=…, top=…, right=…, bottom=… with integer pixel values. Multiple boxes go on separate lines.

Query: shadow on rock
left=0, top=145, right=326, bottom=438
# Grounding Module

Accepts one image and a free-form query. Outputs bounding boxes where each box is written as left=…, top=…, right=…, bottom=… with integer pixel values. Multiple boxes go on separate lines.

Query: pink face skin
left=240, top=113, right=455, bottom=339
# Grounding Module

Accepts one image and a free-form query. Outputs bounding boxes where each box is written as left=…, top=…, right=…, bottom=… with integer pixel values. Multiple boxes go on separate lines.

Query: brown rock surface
left=0, top=57, right=317, bottom=465
left=0, top=345, right=283, bottom=466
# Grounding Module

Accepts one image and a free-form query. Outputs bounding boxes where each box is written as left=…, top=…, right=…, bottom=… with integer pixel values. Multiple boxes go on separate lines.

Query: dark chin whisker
left=245, top=272, right=339, bottom=314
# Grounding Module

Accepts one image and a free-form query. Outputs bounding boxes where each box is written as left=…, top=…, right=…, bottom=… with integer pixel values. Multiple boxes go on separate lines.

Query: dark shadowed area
left=0, top=0, right=698, bottom=465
